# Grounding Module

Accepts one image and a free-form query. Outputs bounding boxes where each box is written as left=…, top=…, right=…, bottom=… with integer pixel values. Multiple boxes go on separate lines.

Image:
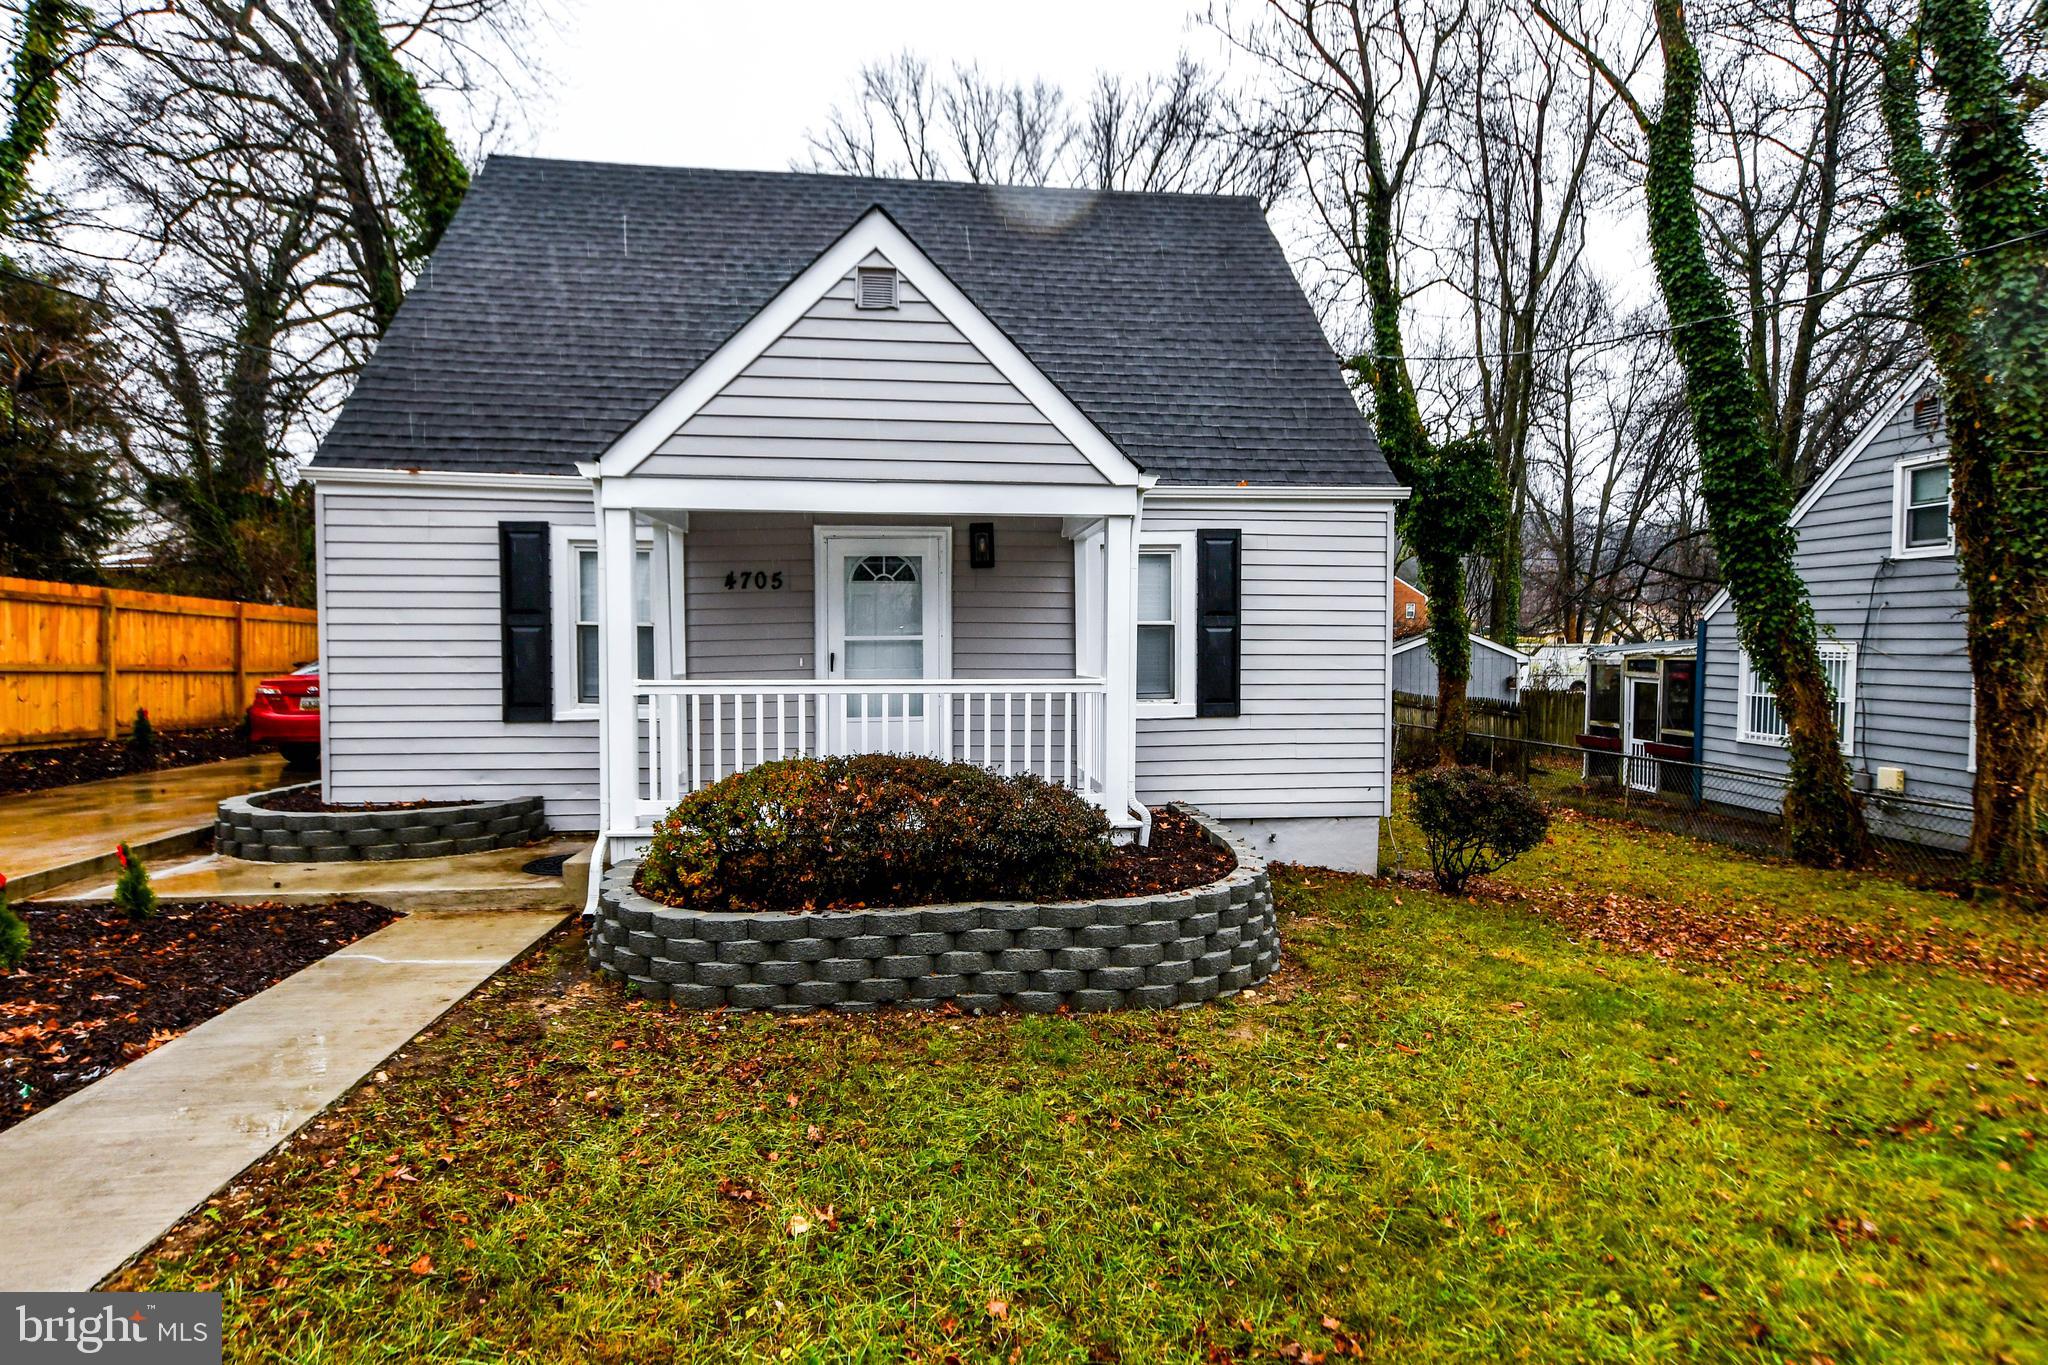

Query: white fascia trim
left=1700, top=361, right=1934, bottom=623
left=1390, top=630, right=1530, bottom=664
left=595, top=207, right=1145, bottom=489
left=303, top=465, right=586, bottom=493
left=596, top=476, right=1140, bottom=519
left=1145, top=483, right=1410, bottom=501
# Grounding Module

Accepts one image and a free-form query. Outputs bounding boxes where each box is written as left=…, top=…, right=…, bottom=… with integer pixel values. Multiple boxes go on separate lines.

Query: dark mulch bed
left=0, top=726, right=268, bottom=798
left=1078, top=805, right=1237, bottom=898
left=250, top=788, right=477, bottom=814
left=0, top=899, right=399, bottom=1133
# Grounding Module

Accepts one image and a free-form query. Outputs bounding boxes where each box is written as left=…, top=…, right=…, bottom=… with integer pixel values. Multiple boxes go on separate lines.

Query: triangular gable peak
left=1698, top=362, right=1936, bottom=623
left=597, top=209, right=1144, bottom=488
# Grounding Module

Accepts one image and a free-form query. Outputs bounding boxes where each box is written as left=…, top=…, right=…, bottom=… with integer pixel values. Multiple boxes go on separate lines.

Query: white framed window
left=1136, top=533, right=1197, bottom=718
left=552, top=528, right=657, bottom=720
left=1738, top=641, right=1857, bottom=753
left=1892, top=454, right=1953, bottom=558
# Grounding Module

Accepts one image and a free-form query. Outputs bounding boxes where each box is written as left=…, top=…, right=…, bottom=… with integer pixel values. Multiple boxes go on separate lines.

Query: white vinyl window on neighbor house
left=1136, top=534, right=1197, bottom=719
left=1893, top=454, right=1953, bottom=558
left=1738, top=641, right=1857, bottom=752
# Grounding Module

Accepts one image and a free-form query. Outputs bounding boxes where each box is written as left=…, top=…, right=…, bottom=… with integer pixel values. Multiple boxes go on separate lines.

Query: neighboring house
left=303, top=159, right=1404, bottom=872
left=1391, top=632, right=1528, bottom=704
left=1696, top=365, right=1973, bottom=844
left=1394, top=576, right=1428, bottom=638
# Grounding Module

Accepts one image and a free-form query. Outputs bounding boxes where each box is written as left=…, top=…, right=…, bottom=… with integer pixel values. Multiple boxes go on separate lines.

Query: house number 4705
left=724, top=570, right=784, bottom=590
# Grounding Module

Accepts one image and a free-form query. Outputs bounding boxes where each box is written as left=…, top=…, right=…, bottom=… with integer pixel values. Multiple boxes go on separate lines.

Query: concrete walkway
left=0, top=754, right=288, bottom=897
left=0, top=907, right=565, bottom=1291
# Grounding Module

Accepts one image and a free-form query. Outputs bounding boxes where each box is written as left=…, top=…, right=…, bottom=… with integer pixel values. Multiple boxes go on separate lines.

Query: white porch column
left=600, top=505, right=641, bottom=839
left=1100, top=512, right=1137, bottom=822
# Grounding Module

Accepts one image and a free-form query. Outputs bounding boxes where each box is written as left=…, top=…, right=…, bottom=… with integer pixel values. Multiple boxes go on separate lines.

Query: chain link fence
left=1395, top=722, right=1975, bottom=883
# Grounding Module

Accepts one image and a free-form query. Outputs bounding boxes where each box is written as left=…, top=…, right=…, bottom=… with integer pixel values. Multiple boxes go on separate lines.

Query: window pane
left=1136, top=624, right=1174, bottom=699
left=845, top=639, right=921, bottom=679
left=1137, top=553, right=1173, bottom=622
left=637, top=624, right=656, bottom=681
left=577, top=550, right=598, bottom=623
left=634, top=550, right=653, bottom=625
left=1909, top=463, right=1949, bottom=505
left=1661, top=661, right=1695, bottom=734
left=846, top=555, right=921, bottom=638
left=1588, top=663, right=1622, bottom=725
left=577, top=623, right=599, bottom=703
left=1908, top=504, right=1948, bottom=546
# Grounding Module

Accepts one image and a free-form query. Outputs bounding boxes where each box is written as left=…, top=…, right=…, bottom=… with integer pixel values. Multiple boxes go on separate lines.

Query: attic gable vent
left=1913, top=389, right=1944, bottom=431
left=855, top=265, right=899, bottom=310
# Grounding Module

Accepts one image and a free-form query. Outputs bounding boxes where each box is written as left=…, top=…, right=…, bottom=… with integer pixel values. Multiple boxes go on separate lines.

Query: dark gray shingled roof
left=310, top=157, right=1391, bottom=486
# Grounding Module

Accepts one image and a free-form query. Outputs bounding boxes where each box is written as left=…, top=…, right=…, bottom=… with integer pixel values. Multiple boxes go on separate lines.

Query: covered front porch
left=587, top=484, right=1147, bottom=853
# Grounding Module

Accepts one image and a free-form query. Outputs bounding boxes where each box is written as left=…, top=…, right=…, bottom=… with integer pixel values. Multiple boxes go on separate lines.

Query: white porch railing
left=631, top=678, right=1109, bottom=825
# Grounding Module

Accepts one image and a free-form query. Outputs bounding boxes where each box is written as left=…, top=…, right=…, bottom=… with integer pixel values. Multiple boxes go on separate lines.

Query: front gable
left=599, top=210, right=1143, bottom=490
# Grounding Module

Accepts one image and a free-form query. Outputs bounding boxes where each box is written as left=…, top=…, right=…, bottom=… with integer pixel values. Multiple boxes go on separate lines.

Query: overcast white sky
left=528, top=0, right=1238, bottom=172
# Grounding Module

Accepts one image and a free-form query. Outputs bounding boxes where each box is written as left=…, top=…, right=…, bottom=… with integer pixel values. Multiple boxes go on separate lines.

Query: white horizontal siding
left=637, top=258, right=1104, bottom=486
left=318, top=484, right=601, bottom=827
left=682, top=513, right=1074, bottom=681
left=1701, top=385, right=1973, bottom=815
left=1135, top=499, right=1392, bottom=821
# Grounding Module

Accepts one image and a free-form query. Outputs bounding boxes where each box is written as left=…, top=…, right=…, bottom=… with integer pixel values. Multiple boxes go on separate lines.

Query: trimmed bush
left=1410, top=765, right=1552, bottom=894
left=126, top=707, right=158, bottom=773
left=0, top=873, right=28, bottom=971
left=113, top=843, right=158, bottom=920
left=636, top=755, right=1111, bottom=912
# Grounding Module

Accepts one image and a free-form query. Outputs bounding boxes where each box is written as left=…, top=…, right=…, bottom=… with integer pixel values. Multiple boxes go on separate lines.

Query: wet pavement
left=0, top=907, right=567, bottom=1291
left=51, top=835, right=592, bottom=913
left=0, top=754, right=289, bottom=896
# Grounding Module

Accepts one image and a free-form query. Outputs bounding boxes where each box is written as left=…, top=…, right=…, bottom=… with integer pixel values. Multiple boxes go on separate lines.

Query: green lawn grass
left=118, top=798, right=2048, bottom=1363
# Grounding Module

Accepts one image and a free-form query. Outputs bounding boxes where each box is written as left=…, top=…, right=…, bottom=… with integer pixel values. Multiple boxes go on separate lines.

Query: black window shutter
left=499, top=522, right=551, bottom=723
left=1194, top=528, right=1241, bottom=718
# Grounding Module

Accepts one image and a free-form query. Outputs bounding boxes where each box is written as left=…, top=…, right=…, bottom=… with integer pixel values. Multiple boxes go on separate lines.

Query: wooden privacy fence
left=0, top=576, right=317, bottom=747
left=1392, top=687, right=1583, bottom=747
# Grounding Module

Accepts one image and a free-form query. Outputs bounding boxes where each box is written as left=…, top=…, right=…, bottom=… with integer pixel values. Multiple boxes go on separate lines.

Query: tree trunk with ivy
left=0, top=0, right=79, bottom=231
left=324, top=0, right=470, bottom=259
left=1878, top=4, right=2048, bottom=897
left=1351, top=125, right=1505, bottom=763
left=1638, top=0, right=1867, bottom=865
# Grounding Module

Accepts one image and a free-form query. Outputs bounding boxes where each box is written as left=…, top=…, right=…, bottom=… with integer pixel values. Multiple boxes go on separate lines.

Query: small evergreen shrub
left=113, top=843, right=158, bottom=920
left=126, top=708, right=158, bottom=773
left=0, top=873, right=28, bottom=971
left=636, top=755, right=1111, bottom=912
left=1410, top=765, right=1552, bottom=894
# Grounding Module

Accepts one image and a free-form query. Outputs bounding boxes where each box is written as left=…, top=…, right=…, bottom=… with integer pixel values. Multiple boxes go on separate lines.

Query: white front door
left=819, top=531, right=950, bottom=755
left=1626, top=676, right=1660, bottom=793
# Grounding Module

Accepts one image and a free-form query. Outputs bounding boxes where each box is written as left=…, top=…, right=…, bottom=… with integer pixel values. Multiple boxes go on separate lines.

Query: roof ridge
left=478, top=152, right=1265, bottom=206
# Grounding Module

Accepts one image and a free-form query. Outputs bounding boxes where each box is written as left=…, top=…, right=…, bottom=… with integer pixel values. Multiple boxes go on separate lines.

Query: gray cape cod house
left=1697, top=365, right=1974, bottom=846
left=303, top=158, right=1405, bottom=873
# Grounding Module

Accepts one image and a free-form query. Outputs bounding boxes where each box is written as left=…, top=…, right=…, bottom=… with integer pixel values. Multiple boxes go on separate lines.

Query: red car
left=249, top=662, right=321, bottom=769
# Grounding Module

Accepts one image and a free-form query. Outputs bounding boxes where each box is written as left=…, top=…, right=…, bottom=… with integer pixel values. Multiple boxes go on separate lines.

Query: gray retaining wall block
left=217, top=784, right=547, bottom=863
left=589, top=804, right=1278, bottom=1015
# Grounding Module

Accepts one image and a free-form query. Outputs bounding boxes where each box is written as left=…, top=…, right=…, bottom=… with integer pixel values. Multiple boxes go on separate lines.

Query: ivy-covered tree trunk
left=1880, top=3, right=2048, bottom=897
left=0, top=0, right=80, bottom=230
left=1351, top=126, right=1504, bottom=763
left=325, top=0, right=469, bottom=258
left=1639, top=0, right=1867, bottom=865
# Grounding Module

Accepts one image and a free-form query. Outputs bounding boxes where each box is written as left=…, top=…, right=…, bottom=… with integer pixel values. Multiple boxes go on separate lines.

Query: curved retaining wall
left=216, top=786, right=547, bottom=863
left=590, top=805, right=1277, bottom=1013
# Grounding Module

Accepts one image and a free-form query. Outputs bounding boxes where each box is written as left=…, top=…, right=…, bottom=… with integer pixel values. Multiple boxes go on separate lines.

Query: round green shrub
left=635, top=755, right=1112, bottom=912
left=1409, top=765, right=1552, bottom=894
